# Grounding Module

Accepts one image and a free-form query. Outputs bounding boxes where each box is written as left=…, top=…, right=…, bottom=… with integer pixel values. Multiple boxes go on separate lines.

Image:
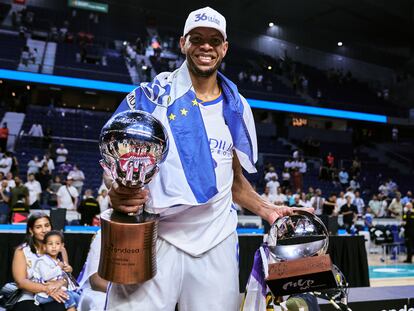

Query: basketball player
left=105, top=7, right=297, bottom=310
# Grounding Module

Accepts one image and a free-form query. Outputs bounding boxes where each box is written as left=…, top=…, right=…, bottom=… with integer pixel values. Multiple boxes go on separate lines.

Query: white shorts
left=78, top=288, right=106, bottom=311
left=105, top=232, right=240, bottom=311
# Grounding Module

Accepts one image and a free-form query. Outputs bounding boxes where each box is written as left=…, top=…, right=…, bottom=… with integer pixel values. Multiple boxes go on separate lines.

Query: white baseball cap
left=183, top=7, right=227, bottom=40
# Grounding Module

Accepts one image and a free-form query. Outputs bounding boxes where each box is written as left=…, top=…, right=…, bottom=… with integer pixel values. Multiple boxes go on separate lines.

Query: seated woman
left=77, top=230, right=108, bottom=311
left=11, top=212, right=73, bottom=311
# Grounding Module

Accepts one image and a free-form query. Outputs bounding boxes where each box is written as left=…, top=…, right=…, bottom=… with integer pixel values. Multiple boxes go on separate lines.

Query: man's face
left=180, top=27, right=228, bottom=78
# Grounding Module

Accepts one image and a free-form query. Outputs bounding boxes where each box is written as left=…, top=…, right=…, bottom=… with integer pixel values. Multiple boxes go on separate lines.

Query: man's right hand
left=108, top=181, right=149, bottom=214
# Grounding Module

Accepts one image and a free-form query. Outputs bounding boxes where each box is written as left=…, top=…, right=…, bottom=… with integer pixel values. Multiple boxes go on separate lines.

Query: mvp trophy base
left=266, top=254, right=339, bottom=296
left=98, top=208, right=158, bottom=284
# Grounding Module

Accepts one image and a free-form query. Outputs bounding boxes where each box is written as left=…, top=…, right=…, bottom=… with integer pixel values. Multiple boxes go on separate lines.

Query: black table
left=0, top=233, right=369, bottom=290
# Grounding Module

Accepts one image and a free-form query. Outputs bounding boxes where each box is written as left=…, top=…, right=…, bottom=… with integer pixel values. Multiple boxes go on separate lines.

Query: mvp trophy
left=265, top=210, right=340, bottom=296
left=98, top=110, right=169, bottom=284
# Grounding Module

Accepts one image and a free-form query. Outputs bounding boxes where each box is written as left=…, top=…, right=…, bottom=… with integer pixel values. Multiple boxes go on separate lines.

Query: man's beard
left=186, top=55, right=221, bottom=78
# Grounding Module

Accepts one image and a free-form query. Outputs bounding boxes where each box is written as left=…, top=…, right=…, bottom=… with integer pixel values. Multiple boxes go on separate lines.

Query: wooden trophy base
left=266, top=254, right=339, bottom=296
left=98, top=209, right=158, bottom=284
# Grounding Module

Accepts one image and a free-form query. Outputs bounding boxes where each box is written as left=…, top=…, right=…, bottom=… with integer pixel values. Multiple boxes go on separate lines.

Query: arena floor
left=368, top=253, right=414, bottom=287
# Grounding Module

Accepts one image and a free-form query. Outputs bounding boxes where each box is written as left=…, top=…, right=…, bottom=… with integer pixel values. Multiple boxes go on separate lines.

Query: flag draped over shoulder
left=240, top=245, right=274, bottom=311
left=113, top=61, right=258, bottom=211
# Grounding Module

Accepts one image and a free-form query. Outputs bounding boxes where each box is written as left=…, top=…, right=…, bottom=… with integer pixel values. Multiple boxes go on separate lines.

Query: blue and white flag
left=241, top=245, right=274, bottom=311
left=114, top=61, right=257, bottom=211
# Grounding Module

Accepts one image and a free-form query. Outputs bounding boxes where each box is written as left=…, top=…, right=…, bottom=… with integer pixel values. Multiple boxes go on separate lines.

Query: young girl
left=33, top=231, right=80, bottom=311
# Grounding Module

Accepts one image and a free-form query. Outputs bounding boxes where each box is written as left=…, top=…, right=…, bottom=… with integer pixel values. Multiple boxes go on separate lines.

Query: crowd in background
left=0, top=135, right=110, bottom=226
left=256, top=148, right=413, bottom=234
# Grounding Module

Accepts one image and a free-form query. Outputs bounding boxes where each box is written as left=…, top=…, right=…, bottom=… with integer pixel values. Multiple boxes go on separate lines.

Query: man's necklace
left=194, top=87, right=222, bottom=105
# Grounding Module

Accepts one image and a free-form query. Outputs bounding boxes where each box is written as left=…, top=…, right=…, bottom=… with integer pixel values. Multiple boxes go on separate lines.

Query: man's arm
left=232, top=153, right=305, bottom=225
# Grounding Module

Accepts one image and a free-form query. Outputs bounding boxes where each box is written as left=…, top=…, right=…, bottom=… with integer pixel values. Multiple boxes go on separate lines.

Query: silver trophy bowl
left=267, top=210, right=329, bottom=262
left=99, top=110, right=169, bottom=188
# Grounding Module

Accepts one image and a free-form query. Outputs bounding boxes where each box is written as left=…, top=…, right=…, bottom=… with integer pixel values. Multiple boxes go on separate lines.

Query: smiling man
left=105, top=7, right=294, bottom=310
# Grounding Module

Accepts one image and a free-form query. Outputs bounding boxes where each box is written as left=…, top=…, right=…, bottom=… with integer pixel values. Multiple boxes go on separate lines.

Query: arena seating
left=54, top=42, right=131, bottom=83
left=0, top=32, right=25, bottom=70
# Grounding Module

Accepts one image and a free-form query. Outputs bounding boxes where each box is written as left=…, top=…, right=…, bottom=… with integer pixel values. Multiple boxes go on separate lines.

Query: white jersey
left=157, top=95, right=237, bottom=256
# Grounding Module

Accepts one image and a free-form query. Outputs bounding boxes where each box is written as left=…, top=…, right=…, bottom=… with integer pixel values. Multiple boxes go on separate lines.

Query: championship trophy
left=265, top=210, right=340, bottom=296
left=98, top=110, right=169, bottom=284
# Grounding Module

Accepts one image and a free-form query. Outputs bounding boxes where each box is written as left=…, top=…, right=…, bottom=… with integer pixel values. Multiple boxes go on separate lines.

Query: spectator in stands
left=266, top=175, right=280, bottom=197
left=336, top=191, right=346, bottom=210
left=350, top=157, right=361, bottom=177
left=305, top=187, right=314, bottom=201
left=340, top=195, right=358, bottom=233
left=29, top=48, right=38, bottom=64
left=368, top=194, right=383, bottom=217
left=326, top=152, right=335, bottom=168
left=260, top=185, right=275, bottom=204
left=40, top=154, right=55, bottom=173
left=0, top=122, right=9, bottom=152
left=402, top=191, right=413, bottom=206
left=55, top=144, right=69, bottom=164
left=403, top=202, right=414, bottom=263
left=353, top=191, right=365, bottom=215
left=291, top=168, right=302, bottom=193
left=57, top=176, right=79, bottom=211
left=349, top=176, right=360, bottom=192
left=386, top=178, right=398, bottom=196
left=0, top=180, right=10, bottom=224
left=289, top=189, right=301, bottom=206
left=322, top=193, right=337, bottom=216
left=310, top=188, right=325, bottom=216
left=28, top=123, right=44, bottom=137
left=68, top=164, right=85, bottom=196
left=264, top=166, right=278, bottom=183
left=392, top=127, right=398, bottom=142
left=281, top=168, right=291, bottom=189
left=345, top=187, right=356, bottom=202
left=378, top=193, right=389, bottom=216
left=98, top=174, right=109, bottom=195
left=11, top=213, right=70, bottom=310
left=291, top=157, right=301, bottom=171
left=300, top=192, right=311, bottom=208
left=284, top=158, right=293, bottom=171
left=292, top=149, right=300, bottom=160
left=316, top=89, right=322, bottom=102
left=388, top=192, right=403, bottom=219
left=36, top=165, right=52, bottom=209
left=27, top=156, right=42, bottom=175
left=58, top=160, right=73, bottom=177
left=274, top=187, right=287, bottom=205
left=6, top=171, right=16, bottom=190
left=298, top=158, right=307, bottom=175
left=338, top=168, right=349, bottom=190
left=97, top=189, right=110, bottom=213
left=378, top=181, right=389, bottom=197
left=47, top=176, right=62, bottom=208
left=0, top=152, right=13, bottom=176
left=10, top=176, right=29, bottom=211
left=10, top=152, right=19, bottom=177
left=290, top=194, right=304, bottom=207
left=21, top=45, right=30, bottom=66
left=238, top=71, right=247, bottom=82
left=78, top=189, right=100, bottom=226
left=25, top=173, right=42, bottom=210
left=77, top=231, right=108, bottom=311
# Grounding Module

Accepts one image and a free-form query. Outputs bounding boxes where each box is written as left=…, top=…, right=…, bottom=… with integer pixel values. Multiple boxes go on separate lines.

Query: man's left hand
left=263, top=205, right=314, bottom=225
